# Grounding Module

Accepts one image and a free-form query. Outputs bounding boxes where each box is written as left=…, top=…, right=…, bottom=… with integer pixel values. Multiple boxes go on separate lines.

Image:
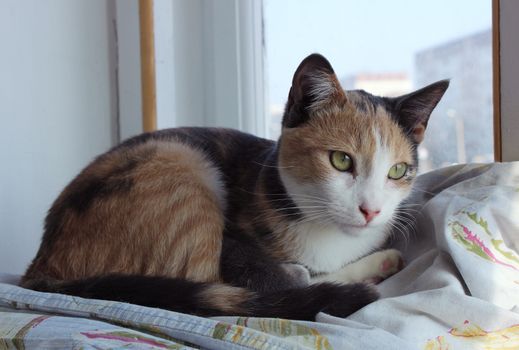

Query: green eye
left=388, top=163, right=408, bottom=180
left=330, top=151, right=353, bottom=172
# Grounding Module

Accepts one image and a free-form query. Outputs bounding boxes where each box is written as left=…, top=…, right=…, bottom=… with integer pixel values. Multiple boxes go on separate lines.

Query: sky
left=264, top=0, right=492, bottom=105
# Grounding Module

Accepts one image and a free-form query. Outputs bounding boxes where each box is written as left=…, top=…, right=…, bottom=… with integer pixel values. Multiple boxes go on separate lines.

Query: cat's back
left=22, top=127, right=272, bottom=284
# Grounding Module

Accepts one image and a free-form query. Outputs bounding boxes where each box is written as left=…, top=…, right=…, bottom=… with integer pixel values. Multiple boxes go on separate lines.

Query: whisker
left=399, top=203, right=423, bottom=207
left=266, top=204, right=329, bottom=210
left=252, top=161, right=295, bottom=169
left=395, top=206, right=422, bottom=213
left=267, top=198, right=332, bottom=205
left=238, top=189, right=326, bottom=201
left=411, top=187, right=436, bottom=196
left=387, top=221, right=409, bottom=250
left=264, top=210, right=328, bottom=222
left=391, top=215, right=417, bottom=245
left=393, top=219, right=411, bottom=243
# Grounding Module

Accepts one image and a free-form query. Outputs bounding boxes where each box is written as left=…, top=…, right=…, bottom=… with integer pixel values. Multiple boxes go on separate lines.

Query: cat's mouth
left=330, top=216, right=385, bottom=233
left=350, top=223, right=370, bottom=228
left=331, top=218, right=370, bottom=231
left=320, top=208, right=373, bottom=231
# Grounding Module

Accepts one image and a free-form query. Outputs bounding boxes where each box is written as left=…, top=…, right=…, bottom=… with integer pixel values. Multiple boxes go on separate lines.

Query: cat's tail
left=22, top=274, right=378, bottom=321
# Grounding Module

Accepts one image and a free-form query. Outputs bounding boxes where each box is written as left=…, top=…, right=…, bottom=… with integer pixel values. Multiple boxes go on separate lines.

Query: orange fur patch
left=23, top=140, right=225, bottom=284
left=198, top=284, right=253, bottom=314
left=279, top=102, right=414, bottom=184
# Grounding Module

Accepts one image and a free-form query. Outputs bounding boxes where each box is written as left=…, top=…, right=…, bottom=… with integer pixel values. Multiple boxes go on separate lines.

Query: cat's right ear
left=392, top=80, right=450, bottom=144
left=282, top=54, right=347, bottom=128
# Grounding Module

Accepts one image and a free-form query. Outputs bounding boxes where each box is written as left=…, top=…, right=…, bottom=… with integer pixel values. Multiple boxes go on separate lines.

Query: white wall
left=0, top=1, right=117, bottom=274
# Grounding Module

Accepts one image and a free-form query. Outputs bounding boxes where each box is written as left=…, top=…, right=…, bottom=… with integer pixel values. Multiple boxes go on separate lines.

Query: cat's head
left=278, top=53, right=448, bottom=234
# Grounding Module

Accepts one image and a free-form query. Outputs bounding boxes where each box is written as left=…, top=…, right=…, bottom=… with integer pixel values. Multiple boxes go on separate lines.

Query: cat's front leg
left=311, top=249, right=404, bottom=285
left=280, top=263, right=311, bottom=287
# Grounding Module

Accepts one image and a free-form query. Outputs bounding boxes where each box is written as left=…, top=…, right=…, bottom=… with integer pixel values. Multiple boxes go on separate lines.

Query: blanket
left=1, top=163, right=518, bottom=349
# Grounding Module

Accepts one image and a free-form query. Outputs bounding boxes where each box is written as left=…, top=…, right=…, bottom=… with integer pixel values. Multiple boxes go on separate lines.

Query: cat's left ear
left=392, top=80, right=449, bottom=144
left=282, top=54, right=347, bottom=128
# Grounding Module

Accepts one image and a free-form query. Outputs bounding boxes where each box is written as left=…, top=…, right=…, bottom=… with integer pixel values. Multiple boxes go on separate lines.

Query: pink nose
left=359, top=206, right=381, bottom=223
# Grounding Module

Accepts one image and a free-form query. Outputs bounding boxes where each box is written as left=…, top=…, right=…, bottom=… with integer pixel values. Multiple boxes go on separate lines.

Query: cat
left=21, top=54, right=448, bottom=321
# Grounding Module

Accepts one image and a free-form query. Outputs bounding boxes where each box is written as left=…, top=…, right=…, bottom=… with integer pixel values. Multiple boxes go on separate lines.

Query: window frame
left=130, top=0, right=515, bottom=162
left=493, top=0, right=519, bottom=162
left=124, top=0, right=266, bottom=138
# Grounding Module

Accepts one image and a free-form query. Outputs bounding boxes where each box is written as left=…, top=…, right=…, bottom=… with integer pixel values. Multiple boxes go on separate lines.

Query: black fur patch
left=221, top=232, right=302, bottom=292
left=28, top=275, right=223, bottom=316
left=248, top=282, right=379, bottom=320
left=351, top=89, right=388, bottom=114
left=27, top=274, right=378, bottom=321
left=258, top=149, right=302, bottom=220
left=66, top=159, right=137, bottom=214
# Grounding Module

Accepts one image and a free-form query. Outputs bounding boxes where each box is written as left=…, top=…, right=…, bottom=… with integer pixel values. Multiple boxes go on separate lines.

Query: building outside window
left=263, top=0, right=493, bottom=173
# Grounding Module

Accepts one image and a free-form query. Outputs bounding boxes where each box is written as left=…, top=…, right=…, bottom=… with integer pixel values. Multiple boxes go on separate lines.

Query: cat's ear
left=282, top=54, right=347, bottom=128
left=393, top=80, right=449, bottom=144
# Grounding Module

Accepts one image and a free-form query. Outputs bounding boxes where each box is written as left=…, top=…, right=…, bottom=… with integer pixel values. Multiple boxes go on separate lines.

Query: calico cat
left=21, top=54, right=448, bottom=321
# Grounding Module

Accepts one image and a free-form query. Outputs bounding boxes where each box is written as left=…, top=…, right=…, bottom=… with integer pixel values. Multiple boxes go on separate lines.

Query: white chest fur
left=289, top=221, right=387, bottom=274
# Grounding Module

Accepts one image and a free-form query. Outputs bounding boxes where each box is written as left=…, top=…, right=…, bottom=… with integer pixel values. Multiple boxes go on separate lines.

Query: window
left=264, top=0, right=493, bottom=172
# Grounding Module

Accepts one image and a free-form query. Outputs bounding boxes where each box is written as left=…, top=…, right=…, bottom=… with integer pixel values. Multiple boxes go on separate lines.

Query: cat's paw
left=364, top=249, right=404, bottom=284
left=281, top=263, right=311, bottom=287
left=378, top=249, right=404, bottom=277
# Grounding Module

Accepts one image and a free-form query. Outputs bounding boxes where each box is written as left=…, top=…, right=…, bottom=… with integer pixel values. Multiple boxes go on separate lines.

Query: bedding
left=1, top=163, right=518, bottom=349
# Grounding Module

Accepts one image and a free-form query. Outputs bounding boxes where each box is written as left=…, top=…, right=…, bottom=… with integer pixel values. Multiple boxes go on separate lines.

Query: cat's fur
left=21, top=54, right=448, bottom=320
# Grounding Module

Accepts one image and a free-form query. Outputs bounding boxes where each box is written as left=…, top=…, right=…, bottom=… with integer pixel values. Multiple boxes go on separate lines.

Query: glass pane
left=264, top=0, right=492, bottom=172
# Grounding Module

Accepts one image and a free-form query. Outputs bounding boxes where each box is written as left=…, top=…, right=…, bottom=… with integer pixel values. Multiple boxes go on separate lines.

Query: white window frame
left=115, top=0, right=143, bottom=140
left=115, top=0, right=266, bottom=139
